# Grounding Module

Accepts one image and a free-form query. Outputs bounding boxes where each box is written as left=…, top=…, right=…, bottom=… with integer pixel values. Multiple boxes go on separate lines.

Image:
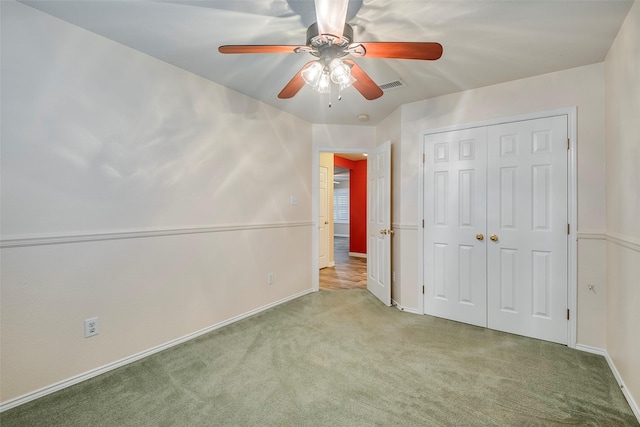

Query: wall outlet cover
left=84, top=317, right=99, bottom=338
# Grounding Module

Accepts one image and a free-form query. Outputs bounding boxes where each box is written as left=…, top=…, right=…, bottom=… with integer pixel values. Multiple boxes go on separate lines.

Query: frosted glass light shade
left=316, top=72, right=331, bottom=94
left=329, top=58, right=351, bottom=86
left=301, top=61, right=324, bottom=86
left=339, top=75, right=356, bottom=90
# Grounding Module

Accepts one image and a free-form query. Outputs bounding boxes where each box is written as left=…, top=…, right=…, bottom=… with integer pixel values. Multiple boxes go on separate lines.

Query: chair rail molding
left=0, top=222, right=314, bottom=249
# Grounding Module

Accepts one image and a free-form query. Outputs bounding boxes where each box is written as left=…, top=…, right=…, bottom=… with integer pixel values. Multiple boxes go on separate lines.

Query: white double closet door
left=423, top=115, right=568, bottom=344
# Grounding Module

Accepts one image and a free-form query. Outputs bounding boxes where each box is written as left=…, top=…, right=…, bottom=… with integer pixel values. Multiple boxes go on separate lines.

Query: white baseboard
left=349, top=252, right=367, bottom=258
left=574, top=343, right=607, bottom=356
left=0, top=288, right=315, bottom=413
left=576, top=344, right=639, bottom=421
left=391, top=299, right=421, bottom=315
left=603, top=352, right=640, bottom=421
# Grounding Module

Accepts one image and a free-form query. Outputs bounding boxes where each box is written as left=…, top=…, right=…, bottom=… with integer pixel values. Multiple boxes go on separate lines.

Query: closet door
left=486, top=116, right=568, bottom=344
left=424, top=128, right=487, bottom=327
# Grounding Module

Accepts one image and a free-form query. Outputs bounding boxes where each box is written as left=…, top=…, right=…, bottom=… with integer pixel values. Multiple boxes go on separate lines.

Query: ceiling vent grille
left=379, top=80, right=406, bottom=91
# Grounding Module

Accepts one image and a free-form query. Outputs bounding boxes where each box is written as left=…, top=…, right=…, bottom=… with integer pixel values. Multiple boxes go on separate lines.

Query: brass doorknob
left=476, top=234, right=484, bottom=241
left=490, top=234, right=499, bottom=242
left=380, top=229, right=388, bottom=235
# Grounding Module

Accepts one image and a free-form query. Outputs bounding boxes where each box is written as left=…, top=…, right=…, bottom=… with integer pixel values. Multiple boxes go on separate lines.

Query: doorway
left=318, top=152, right=368, bottom=291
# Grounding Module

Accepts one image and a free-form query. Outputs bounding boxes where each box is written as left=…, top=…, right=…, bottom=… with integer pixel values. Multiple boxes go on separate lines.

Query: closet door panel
left=424, top=128, right=487, bottom=327
left=486, top=116, right=568, bottom=344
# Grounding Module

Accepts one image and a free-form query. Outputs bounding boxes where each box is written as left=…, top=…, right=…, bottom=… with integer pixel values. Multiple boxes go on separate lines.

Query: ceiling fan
left=218, top=0, right=442, bottom=102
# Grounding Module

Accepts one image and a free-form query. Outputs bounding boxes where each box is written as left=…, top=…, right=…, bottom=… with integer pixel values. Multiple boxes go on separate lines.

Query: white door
left=367, top=141, right=391, bottom=306
left=423, top=127, right=488, bottom=327
left=319, top=165, right=329, bottom=269
left=423, top=115, right=569, bottom=344
left=486, top=116, right=568, bottom=344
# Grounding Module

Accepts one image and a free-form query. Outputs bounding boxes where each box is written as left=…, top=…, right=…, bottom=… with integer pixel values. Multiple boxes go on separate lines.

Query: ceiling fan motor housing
left=306, top=23, right=354, bottom=49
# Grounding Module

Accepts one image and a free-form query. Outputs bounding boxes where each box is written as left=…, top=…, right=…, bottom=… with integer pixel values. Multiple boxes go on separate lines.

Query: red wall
left=335, top=155, right=367, bottom=254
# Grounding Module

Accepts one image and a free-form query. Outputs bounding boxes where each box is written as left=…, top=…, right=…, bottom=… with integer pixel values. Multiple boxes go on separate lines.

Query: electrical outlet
left=267, top=272, right=274, bottom=285
left=84, top=317, right=99, bottom=338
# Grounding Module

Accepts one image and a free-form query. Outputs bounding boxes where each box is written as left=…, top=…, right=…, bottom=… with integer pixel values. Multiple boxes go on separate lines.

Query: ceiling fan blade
left=315, top=0, right=348, bottom=41
left=218, top=45, right=308, bottom=54
left=356, top=42, right=443, bottom=60
left=343, top=60, right=383, bottom=100
left=278, top=61, right=315, bottom=99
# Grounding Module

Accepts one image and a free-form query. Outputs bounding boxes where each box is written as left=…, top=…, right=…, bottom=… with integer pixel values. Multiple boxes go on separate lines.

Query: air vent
left=379, top=80, right=406, bottom=91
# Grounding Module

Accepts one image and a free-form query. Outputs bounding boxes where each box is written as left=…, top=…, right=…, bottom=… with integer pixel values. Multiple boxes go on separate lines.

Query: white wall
left=605, top=0, right=640, bottom=413
left=312, top=124, right=376, bottom=152
left=0, top=2, right=313, bottom=404
left=392, top=63, right=607, bottom=349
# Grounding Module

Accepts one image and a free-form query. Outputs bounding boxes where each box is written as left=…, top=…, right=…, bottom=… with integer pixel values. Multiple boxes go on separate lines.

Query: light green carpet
left=2, top=289, right=638, bottom=426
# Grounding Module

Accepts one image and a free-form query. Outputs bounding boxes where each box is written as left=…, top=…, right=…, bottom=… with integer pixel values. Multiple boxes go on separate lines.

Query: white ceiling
left=20, top=0, right=633, bottom=126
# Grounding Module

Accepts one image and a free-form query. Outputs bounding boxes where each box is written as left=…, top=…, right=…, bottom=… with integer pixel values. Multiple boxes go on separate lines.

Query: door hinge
left=422, top=219, right=425, bottom=228
left=422, top=285, right=425, bottom=294
left=422, top=153, right=425, bottom=163
left=567, top=138, right=570, bottom=150
left=567, top=223, right=570, bottom=235
left=567, top=308, right=570, bottom=320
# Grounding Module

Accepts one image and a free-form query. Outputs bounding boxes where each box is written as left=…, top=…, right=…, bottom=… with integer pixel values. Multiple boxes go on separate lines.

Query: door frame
left=312, top=147, right=371, bottom=292
left=418, top=107, right=578, bottom=348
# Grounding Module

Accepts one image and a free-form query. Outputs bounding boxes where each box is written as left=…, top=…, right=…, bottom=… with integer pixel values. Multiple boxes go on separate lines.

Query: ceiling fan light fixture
left=339, top=75, right=356, bottom=91
left=302, top=58, right=356, bottom=94
left=316, top=72, right=331, bottom=94
left=301, top=60, right=331, bottom=93
left=329, top=58, right=352, bottom=86
left=219, top=4, right=443, bottom=103
left=301, top=61, right=324, bottom=86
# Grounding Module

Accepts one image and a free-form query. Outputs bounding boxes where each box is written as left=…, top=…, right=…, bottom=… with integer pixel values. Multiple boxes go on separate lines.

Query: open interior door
left=318, top=164, right=329, bottom=269
left=367, top=141, right=392, bottom=306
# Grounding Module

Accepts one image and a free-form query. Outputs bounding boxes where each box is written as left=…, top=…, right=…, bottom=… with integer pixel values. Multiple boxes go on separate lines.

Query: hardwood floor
left=319, top=236, right=367, bottom=290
